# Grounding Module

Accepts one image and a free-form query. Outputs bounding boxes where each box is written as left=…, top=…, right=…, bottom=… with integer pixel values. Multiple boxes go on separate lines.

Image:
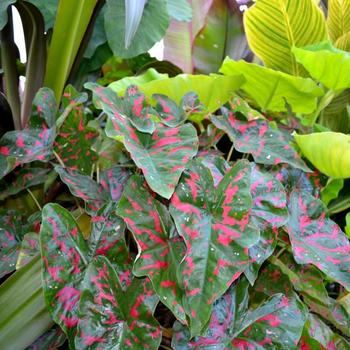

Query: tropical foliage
left=1, top=0, right=350, bottom=349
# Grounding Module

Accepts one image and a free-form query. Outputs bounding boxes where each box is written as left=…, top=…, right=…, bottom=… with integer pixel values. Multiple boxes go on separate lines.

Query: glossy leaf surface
left=220, top=59, right=323, bottom=114
left=287, top=190, right=350, bottom=290
left=117, top=175, right=187, bottom=323
left=294, top=131, right=350, bottom=178
left=76, top=256, right=161, bottom=350
left=211, top=108, right=310, bottom=171
left=170, top=160, right=260, bottom=335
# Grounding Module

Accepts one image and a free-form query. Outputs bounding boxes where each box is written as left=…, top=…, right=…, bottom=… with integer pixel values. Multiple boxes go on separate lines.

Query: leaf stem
left=26, top=188, right=42, bottom=211
left=53, top=150, right=65, bottom=168
left=226, top=144, right=234, bottom=161
left=309, top=89, right=336, bottom=126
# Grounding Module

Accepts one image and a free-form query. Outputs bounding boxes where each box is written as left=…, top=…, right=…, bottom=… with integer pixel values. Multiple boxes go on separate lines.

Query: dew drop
left=266, top=155, right=271, bottom=160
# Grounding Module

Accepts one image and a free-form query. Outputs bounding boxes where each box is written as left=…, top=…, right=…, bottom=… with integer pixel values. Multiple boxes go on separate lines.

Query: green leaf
left=0, top=256, right=53, bottom=350
left=244, top=0, right=328, bottom=76
left=105, top=0, right=169, bottom=58
left=108, top=68, right=169, bottom=96
left=166, top=0, right=192, bottom=21
left=116, top=175, right=187, bottom=323
left=170, top=160, right=260, bottom=336
left=136, top=73, right=245, bottom=120
left=44, top=0, right=98, bottom=101
left=294, top=131, right=350, bottom=178
left=287, top=190, right=350, bottom=290
left=327, top=0, right=350, bottom=51
left=321, top=178, right=344, bottom=205
left=293, top=41, right=350, bottom=91
left=172, top=278, right=306, bottom=349
left=124, top=0, right=147, bottom=49
left=26, top=0, right=59, bottom=30
left=0, top=0, right=15, bottom=30
left=220, top=59, right=324, bottom=114
left=76, top=256, right=161, bottom=350
left=346, top=212, right=350, bottom=237
left=211, top=105, right=310, bottom=171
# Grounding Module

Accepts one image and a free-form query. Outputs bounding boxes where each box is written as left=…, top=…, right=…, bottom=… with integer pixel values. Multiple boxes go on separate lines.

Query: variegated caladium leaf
left=124, top=85, right=156, bottom=133
left=287, top=190, right=350, bottom=290
left=88, top=83, right=199, bottom=199
left=55, top=165, right=130, bottom=213
left=229, top=96, right=265, bottom=121
left=0, top=210, right=23, bottom=277
left=211, top=107, right=310, bottom=171
left=170, top=160, right=260, bottom=335
left=54, top=87, right=98, bottom=174
left=16, top=232, right=39, bottom=269
left=0, top=167, right=50, bottom=200
left=75, top=256, right=161, bottom=350
left=172, top=278, right=306, bottom=349
left=40, top=204, right=89, bottom=345
left=116, top=175, right=187, bottom=323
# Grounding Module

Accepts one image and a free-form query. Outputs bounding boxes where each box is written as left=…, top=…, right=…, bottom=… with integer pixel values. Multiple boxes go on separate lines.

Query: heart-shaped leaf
left=211, top=107, right=310, bottom=171
left=170, top=160, right=260, bottom=335
left=117, top=175, right=187, bottom=323
left=172, top=278, right=306, bottom=349
left=287, top=190, right=350, bottom=290
left=75, top=256, right=161, bottom=350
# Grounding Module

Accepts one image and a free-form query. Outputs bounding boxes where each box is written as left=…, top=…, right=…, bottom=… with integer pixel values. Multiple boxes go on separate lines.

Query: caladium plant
left=1, top=74, right=350, bottom=350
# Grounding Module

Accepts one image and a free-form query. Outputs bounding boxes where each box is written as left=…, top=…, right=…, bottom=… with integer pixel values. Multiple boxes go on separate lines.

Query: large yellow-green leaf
left=220, top=59, right=323, bottom=113
left=109, top=74, right=245, bottom=120
left=293, top=41, right=350, bottom=91
left=294, top=132, right=350, bottom=178
left=244, top=0, right=328, bottom=76
left=328, top=0, right=350, bottom=51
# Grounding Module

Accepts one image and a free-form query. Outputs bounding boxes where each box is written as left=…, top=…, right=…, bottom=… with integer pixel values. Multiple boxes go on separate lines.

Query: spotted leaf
left=170, top=160, right=260, bottom=335
left=172, top=278, right=306, bottom=349
left=76, top=256, right=161, bottom=350
left=287, top=190, right=350, bottom=290
left=0, top=210, right=23, bottom=277
left=16, top=232, right=39, bottom=269
left=39, top=204, right=89, bottom=345
left=211, top=107, right=310, bottom=171
left=116, top=175, right=187, bottom=322
left=88, top=83, right=199, bottom=199
left=0, top=168, right=50, bottom=201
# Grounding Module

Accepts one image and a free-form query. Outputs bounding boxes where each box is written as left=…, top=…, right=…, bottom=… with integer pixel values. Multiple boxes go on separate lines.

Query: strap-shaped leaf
left=244, top=0, right=328, bottom=75
left=172, top=278, right=306, bottom=349
left=294, top=131, right=350, bottom=178
left=211, top=107, right=310, bottom=171
left=328, top=0, right=350, bottom=50
left=170, top=160, right=260, bottom=336
left=116, top=175, right=187, bottom=323
left=293, top=42, right=350, bottom=91
left=287, top=190, right=350, bottom=290
left=76, top=256, right=161, bottom=350
left=220, top=59, right=324, bottom=114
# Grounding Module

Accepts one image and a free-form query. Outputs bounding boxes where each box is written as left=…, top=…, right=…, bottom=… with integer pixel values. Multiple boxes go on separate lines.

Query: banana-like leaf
left=293, top=42, right=350, bottom=91
left=244, top=0, right=328, bottom=76
left=105, top=0, right=169, bottom=58
left=166, top=0, right=192, bottom=21
left=294, top=131, right=350, bottom=178
left=0, top=256, right=53, bottom=350
left=170, top=160, right=260, bottom=336
left=220, top=59, right=323, bottom=114
left=108, top=68, right=168, bottom=96
left=328, top=0, right=350, bottom=50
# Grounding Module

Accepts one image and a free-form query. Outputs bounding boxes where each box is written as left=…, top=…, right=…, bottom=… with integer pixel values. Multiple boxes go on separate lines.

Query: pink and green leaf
left=116, top=175, right=187, bottom=323
left=211, top=108, right=310, bottom=171
left=170, top=160, right=260, bottom=335
left=287, top=191, right=350, bottom=290
left=75, top=256, right=161, bottom=350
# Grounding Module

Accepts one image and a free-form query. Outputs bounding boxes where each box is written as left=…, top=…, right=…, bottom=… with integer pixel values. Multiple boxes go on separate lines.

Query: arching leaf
left=328, top=0, right=350, bottom=50
left=287, top=190, right=350, bottom=290
left=116, top=175, right=187, bottom=323
left=75, top=256, right=161, bottom=350
left=294, top=131, right=350, bottom=178
left=220, top=59, right=323, bottom=113
left=211, top=107, right=310, bottom=171
left=170, top=160, right=260, bottom=336
left=105, top=0, right=169, bottom=58
left=293, top=42, right=350, bottom=91
left=244, top=0, right=328, bottom=75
